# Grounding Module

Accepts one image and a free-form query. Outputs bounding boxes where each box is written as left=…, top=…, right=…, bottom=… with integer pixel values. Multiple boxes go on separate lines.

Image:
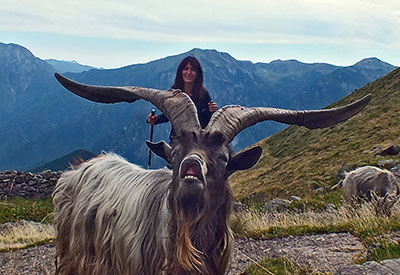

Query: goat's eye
left=172, top=151, right=181, bottom=159
left=218, top=155, right=228, bottom=163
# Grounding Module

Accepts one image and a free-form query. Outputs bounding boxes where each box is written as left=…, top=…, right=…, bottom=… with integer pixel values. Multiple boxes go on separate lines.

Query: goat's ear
left=146, top=140, right=172, bottom=164
left=226, top=146, right=262, bottom=177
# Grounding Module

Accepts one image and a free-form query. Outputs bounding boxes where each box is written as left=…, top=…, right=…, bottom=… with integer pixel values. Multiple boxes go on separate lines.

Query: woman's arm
left=204, top=89, right=218, bottom=112
left=146, top=112, right=169, bottom=125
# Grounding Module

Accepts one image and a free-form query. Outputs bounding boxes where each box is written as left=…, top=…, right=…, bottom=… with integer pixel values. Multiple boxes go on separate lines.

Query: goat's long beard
left=173, top=195, right=206, bottom=272
left=168, top=188, right=234, bottom=274
left=173, top=202, right=233, bottom=274
left=176, top=218, right=204, bottom=272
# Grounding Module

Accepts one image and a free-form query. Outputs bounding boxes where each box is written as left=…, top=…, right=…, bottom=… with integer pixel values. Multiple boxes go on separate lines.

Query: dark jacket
left=153, top=88, right=214, bottom=140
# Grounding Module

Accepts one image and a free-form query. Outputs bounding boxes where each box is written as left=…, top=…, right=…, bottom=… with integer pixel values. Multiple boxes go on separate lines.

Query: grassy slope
left=231, top=67, right=400, bottom=202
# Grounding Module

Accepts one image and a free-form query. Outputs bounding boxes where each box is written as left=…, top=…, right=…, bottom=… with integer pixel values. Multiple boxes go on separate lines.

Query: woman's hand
left=208, top=101, right=218, bottom=112
left=147, top=113, right=158, bottom=125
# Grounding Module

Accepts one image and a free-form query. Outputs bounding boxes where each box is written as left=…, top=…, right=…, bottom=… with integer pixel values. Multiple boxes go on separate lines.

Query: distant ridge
left=231, top=67, right=400, bottom=201
left=45, top=59, right=96, bottom=73
left=29, top=149, right=96, bottom=173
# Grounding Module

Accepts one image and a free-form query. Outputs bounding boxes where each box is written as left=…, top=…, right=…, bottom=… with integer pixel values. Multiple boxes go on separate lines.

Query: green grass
left=0, top=197, right=54, bottom=224
left=367, top=241, right=400, bottom=262
left=0, top=198, right=55, bottom=251
left=239, top=191, right=343, bottom=214
left=232, top=204, right=400, bottom=239
left=287, top=196, right=336, bottom=212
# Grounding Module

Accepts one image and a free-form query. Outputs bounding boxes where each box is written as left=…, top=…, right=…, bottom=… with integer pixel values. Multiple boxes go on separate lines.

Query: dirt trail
left=2, top=232, right=400, bottom=274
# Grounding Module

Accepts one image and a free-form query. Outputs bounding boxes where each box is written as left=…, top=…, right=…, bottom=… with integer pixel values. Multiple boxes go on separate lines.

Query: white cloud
left=1, top=0, right=399, bottom=46
left=1, top=0, right=399, bottom=67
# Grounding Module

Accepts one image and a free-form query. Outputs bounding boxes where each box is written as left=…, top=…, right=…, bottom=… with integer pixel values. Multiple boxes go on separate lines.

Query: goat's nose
left=180, top=153, right=204, bottom=174
left=179, top=153, right=206, bottom=183
left=185, top=153, right=204, bottom=165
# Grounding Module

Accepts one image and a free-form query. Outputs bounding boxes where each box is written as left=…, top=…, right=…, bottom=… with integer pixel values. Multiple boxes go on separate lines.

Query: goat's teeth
left=184, top=175, right=198, bottom=180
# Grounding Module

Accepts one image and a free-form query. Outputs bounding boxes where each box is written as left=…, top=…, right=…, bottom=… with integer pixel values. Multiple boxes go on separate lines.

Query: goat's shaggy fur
left=53, top=153, right=172, bottom=274
left=53, top=152, right=233, bottom=274
left=333, top=166, right=400, bottom=216
left=341, top=166, right=399, bottom=202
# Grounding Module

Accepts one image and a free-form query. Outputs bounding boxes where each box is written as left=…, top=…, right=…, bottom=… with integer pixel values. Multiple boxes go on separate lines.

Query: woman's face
left=182, top=62, right=197, bottom=84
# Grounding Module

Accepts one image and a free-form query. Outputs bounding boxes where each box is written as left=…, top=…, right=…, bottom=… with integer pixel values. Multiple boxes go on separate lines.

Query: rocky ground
left=1, top=232, right=400, bottom=274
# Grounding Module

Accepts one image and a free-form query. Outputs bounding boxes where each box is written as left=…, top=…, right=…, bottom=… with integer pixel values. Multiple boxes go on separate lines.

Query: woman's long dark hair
left=172, top=56, right=205, bottom=101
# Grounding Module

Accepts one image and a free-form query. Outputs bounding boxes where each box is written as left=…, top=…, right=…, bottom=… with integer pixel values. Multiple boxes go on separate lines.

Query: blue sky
left=1, top=0, right=399, bottom=68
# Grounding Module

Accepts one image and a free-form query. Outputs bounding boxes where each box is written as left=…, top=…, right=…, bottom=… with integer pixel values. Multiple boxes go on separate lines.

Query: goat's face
left=171, top=130, right=229, bottom=218
left=371, top=191, right=399, bottom=217
left=147, top=129, right=262, bottom=219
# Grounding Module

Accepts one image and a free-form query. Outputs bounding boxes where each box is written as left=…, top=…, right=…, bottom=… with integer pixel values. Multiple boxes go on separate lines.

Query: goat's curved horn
left=205, top=94, right=371, bottom=144
left=54, top=73, right=201, bottom=134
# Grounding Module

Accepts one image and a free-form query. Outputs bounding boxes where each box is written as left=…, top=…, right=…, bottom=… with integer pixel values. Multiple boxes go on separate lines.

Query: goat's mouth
left=179, top=155, right=205, bottom=188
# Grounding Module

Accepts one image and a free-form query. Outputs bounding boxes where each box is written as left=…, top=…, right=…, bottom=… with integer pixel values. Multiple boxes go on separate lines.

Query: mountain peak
left=0, top=42, right=54, bottom=99
left=353, top=57, right=395, bottom=70
left=0, top=42, right=36, bottom=61
left=186, top=48, right=233, bottom=59
left=269, top=59, right=301, bottom=64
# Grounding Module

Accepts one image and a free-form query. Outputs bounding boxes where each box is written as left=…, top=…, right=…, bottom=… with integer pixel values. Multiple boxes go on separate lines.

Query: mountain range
left=0, top=42, right=396, bottom=171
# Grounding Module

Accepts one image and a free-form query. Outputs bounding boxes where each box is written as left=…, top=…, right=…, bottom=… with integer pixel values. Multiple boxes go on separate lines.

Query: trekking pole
left=148, top=109, right=156, bottom=169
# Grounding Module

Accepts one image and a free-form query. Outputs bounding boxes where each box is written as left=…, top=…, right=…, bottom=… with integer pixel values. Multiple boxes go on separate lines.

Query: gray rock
left=41, top=170, right=52, bottom=179
left=377, top=159, right=399, bottom=168
left=233, top=201, right=248, bottom=212
left=376, top=145, right=400, bottom=156
left=0, top=170, right=61, bottom=199
left=264, top=198, right=289, bottom=212
left=289, top=195, right=301, bottom=201
left=15, top=175, right=25, bottom=184
left=4, top=170, right=16, bottom=174
left=27, top=180, right=36, bottom=186
left=381, top=258, right=400, bottom=273
left=335, top=258, right=400, bottom=275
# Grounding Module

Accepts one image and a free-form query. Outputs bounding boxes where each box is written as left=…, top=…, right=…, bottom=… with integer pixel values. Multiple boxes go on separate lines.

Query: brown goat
left=53, top=73, right=371, bottom=274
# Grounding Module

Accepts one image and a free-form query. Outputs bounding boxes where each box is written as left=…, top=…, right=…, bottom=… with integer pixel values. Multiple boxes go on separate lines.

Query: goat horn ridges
left=205, top=94, right=371, bottom=144
left=54, top=73, right=201, bottom=135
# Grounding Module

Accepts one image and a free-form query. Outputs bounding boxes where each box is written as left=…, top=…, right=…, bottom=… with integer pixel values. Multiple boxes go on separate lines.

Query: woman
left=147, top=56, right=218, bottom=140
